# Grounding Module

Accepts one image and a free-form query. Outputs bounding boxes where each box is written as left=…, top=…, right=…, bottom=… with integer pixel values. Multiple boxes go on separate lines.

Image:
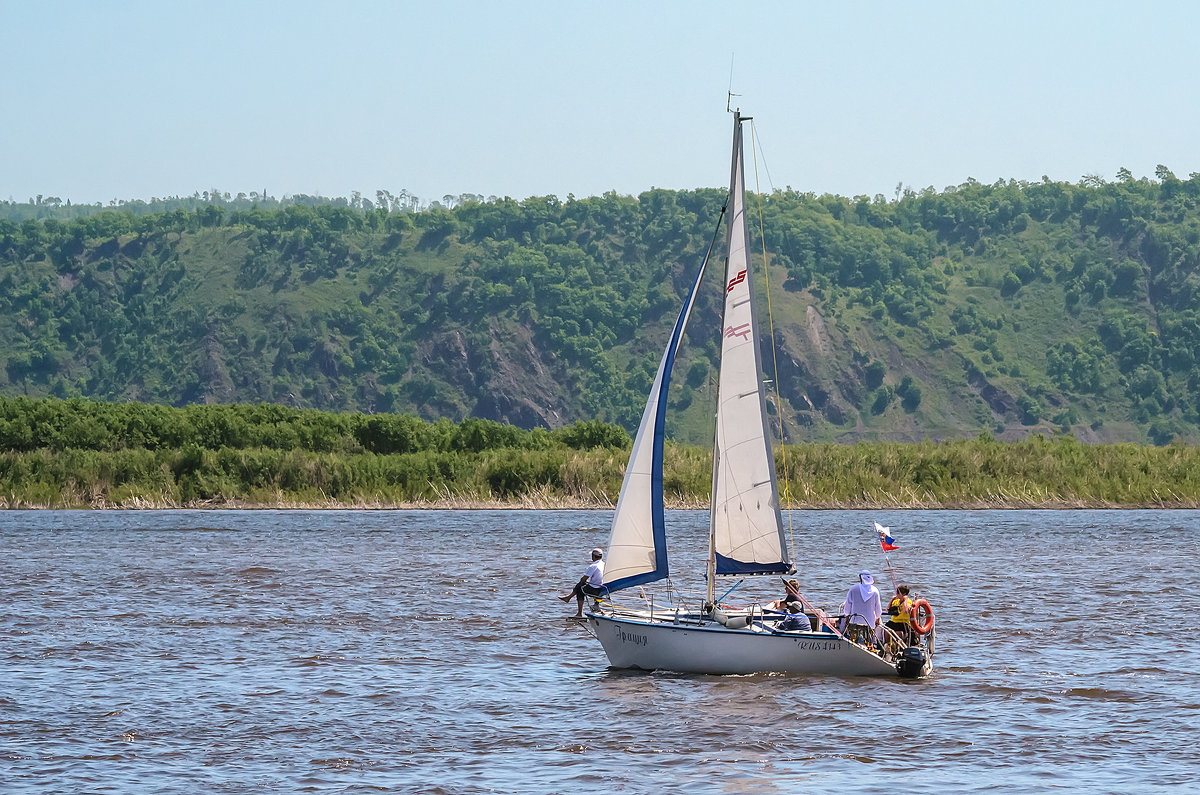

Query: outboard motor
left=896, top=645, right=928, bottom=678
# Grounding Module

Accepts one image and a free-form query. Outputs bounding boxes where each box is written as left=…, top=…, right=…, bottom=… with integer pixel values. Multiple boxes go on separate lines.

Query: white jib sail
left=603, top=244, right=710, bottom=591
left=603, top=352, right=669, bottom=589
left=710, top=114, right=790, bottom=576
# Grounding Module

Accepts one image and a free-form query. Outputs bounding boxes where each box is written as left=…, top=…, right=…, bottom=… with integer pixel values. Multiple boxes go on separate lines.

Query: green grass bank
left=0, top=397, right=1197, bottom=509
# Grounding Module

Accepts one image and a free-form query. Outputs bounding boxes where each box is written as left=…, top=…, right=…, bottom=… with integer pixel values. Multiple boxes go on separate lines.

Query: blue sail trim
left=604, top=568, right=668, bottom=593
left=604, top=206, right=725, bottom=595
left=714, top=552, right=793, bottom=576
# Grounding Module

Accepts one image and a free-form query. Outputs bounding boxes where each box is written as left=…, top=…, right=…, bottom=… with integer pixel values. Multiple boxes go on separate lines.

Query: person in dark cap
left=777, top=599, right=811, bottom=632
left=558, top=548, right=605, bottom=618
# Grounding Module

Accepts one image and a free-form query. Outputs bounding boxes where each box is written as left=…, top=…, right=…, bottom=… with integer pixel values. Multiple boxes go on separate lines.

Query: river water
left=1, top=509, right=1196, bottom=792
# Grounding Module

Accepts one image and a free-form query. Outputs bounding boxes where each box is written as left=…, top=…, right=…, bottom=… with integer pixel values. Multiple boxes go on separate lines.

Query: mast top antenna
left=727, top=91, right=750, bottom=121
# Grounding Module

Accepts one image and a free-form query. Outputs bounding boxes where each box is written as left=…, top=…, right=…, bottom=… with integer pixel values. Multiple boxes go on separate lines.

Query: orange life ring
left=909, top=598, right=934, bottom=635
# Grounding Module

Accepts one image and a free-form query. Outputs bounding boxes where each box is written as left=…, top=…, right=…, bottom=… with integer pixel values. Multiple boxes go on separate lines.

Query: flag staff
left=874, top=521, right=900, bottom=593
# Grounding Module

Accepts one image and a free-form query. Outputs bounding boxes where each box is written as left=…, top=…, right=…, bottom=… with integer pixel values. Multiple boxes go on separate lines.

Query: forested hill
left=3, top=169, right=1200, bottom=445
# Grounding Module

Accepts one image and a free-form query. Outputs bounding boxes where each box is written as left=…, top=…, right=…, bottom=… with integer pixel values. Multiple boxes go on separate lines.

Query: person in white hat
left=841, top=570, right=882, bottom=646
left=558, top=548, right=605, bottom=618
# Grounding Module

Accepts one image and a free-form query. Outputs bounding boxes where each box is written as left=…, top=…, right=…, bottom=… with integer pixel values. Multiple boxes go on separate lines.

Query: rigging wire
left=748, top=119, right=777, bottom=192
left=748, top=118, right=795, bottom=563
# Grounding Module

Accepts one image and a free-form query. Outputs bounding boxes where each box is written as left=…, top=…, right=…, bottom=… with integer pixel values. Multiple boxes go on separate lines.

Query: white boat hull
left=588, top=613, right=908, bottom=677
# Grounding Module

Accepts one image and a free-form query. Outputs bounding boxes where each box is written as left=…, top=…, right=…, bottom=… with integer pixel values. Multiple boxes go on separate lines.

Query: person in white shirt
left=841, top=570, right=882, bottom=646
left=558, top=548, right=605, bottom=617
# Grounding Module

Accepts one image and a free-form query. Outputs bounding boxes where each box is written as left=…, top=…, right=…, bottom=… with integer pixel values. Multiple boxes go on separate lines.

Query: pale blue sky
left=3, top=1, right=1198, bottom=206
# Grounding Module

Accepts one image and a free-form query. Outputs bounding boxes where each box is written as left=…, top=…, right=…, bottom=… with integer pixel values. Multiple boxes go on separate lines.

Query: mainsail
left=710, top=112, right=791, bottom=577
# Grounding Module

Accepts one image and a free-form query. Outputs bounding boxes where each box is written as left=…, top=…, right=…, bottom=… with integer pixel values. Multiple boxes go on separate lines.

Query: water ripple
left=0, top=508, right=1195, bottom=792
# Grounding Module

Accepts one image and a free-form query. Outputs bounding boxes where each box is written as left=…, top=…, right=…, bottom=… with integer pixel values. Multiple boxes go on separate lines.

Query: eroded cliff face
left=401, top=283, right=1074, bottom=444
left=711, top=289, right=1074, bottom=445
left=173, top=267, right=1094, bottom=445
left=414, top=323, right=572, bottom=430
left=476, top=323, right=573, bottom=429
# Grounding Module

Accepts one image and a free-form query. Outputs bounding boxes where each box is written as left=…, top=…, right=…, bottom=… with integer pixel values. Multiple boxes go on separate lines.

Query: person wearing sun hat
left=841, top=570, right=882, bottom=646
left=765, top=578, right=803, bottom=612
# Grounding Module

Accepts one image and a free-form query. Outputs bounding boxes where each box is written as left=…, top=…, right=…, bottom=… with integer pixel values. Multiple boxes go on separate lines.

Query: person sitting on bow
left=558, top=547, right=605, bottom=618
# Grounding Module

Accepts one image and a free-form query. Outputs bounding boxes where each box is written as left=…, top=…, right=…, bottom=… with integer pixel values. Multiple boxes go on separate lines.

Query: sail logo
left=724, top=323, right=751, bottom=341
left=727, top=270, right=746, bottom=293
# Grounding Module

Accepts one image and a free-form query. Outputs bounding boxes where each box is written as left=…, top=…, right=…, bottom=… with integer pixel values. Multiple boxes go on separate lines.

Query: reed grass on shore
left=3, top=435, right=1199, bottom=509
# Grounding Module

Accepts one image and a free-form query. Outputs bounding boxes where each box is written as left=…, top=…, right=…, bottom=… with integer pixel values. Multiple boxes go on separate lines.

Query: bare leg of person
left=559, top=578, right=583, bottom=603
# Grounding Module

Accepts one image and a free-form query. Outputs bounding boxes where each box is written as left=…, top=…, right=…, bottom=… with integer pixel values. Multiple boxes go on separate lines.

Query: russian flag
left=875, top=521, right=898, bottom=551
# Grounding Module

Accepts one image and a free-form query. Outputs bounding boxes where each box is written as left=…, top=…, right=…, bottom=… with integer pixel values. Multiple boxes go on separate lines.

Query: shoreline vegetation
left=2, top=396, right=1199, bottom=510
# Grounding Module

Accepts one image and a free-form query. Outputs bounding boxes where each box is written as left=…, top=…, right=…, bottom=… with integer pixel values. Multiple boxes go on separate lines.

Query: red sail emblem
left=724, top=322, right=751, bottom=340
left=727, top=270, right=746, bottom=293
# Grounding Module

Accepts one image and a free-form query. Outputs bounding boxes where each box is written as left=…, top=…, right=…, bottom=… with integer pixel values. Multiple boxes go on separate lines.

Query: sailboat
left=585, top=110, right=934, bottom=678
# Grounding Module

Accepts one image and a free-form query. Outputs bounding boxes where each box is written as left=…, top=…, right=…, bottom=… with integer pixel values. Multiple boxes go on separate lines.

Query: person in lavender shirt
left=840, top=570, right=882, bottom=647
